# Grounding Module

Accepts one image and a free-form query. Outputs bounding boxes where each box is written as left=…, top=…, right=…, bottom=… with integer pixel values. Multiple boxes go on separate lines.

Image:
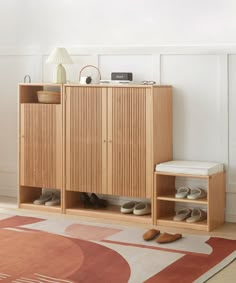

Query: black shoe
left=90, top=193, right=108, bottom=208
left=80, top=192, right=91, bottom=208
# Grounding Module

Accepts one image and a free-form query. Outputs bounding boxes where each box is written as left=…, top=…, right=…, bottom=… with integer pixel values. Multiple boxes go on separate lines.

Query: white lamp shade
left=46, top=47, right=73, bottom=64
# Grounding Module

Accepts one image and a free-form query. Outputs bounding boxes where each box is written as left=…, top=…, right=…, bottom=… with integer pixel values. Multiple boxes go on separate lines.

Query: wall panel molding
left=2, top=44, right=236, bottom=56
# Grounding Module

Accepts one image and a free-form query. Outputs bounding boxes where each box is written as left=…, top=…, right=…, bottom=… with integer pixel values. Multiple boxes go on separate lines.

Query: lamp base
left=56, top=64, right=66, bottom=84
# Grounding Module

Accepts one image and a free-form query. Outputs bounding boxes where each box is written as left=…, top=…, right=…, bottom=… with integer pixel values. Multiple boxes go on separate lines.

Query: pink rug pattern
left=0, top=214, right=235, bottom=283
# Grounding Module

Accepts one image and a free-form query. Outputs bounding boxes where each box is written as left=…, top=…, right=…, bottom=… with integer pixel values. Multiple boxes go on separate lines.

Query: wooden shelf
left=155, top=171, right=210, bottom=179
left=153, top=171, right=225, bottom=231
left=19, top=83, right=63, bottom=104
left=66, top=205, right=152, bottom=224
left=157, top=216, right=208, bottom=231
left=19, top=203, right=62, bottom=213
left=157, top=195, right=207, bottom=204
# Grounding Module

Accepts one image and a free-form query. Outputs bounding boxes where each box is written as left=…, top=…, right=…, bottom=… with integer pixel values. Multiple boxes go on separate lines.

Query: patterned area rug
left=0, top=212, right=235, bottom=283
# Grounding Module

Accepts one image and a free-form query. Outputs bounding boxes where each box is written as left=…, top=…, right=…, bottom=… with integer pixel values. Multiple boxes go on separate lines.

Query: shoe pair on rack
left=33, top=191, right=61, bottom=206
left=173, top=207, right=207, bottom=223
left=120, top=201, right=151, bottom=216
left=143, top=229, right=182, bottom=244
left=175, top=187, right=207, bottom=200
left=80, top=192, right=108, bottom=209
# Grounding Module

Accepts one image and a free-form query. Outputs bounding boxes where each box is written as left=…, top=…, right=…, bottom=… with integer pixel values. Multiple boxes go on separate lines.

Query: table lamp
left=46, top=47, right=73, bottom=83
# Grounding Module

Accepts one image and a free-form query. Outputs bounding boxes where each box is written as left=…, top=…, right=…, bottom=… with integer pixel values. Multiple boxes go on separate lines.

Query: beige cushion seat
left=155, top=160, right=224, bottom=176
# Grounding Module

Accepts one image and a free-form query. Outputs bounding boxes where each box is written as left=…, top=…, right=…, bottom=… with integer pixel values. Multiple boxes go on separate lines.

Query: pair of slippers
left=120, top=201, right=151, bottom=216
left=33, top=191, right=61, bottom=206
left=175, top=187, right=207, bottom=199
left=143, top=229, right=182, bottom=244
left=173, top=208, right=207, bottom=222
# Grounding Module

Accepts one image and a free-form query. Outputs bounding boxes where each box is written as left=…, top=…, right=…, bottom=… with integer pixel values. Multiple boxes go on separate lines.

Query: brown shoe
left=143, top=229, right=160, bottom=241
left=156, top=233, right=182, bottom=244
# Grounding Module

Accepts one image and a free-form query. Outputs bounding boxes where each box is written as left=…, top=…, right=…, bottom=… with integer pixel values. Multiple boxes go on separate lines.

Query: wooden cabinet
left=65, top=86, right=105, bottom=194
left=20, top=104, right=62, bottom=188
left=153, top=171, right=225, bottom=231
left=64, top=85, right=172, bottom=223
left=107, top=87, right=147, bottom=198
left=18, top=83, right=172, bottom=223
left=18, top=84, right=225, bottom=229
left=18, top=84, right=63, bottom=213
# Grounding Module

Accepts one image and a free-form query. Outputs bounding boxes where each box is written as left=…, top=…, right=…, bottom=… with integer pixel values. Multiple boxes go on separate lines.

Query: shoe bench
left=153, top=161, right=226, bottom=231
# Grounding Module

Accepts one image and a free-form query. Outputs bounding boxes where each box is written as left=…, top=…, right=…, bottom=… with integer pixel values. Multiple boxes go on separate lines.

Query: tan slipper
left=156, top=233, right=182, bottom=244
left=143, top=229, right=160, bottom=241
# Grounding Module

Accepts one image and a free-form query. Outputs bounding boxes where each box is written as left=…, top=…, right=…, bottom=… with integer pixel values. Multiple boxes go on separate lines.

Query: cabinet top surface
left=19, top=83, right=63, bottom=87
left=19, top=83, right=172, bottom=88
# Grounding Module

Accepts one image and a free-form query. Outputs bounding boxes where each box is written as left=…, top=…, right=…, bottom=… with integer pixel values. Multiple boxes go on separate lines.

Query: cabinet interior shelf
left=66, top=205, right=152, bottom=224
left=155, top=171, right=211, bottom=179
left=19, top=203, right=62, bottom=213
left=157, top=195, right=207, bottom=204
left=157, top=217, right=208, bottom=231
left=20, top=102, right=61, bottom=105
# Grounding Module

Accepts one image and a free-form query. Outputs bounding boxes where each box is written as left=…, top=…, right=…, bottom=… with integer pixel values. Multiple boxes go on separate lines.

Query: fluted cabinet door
left=20, top=104, right=62, bottom=188
left=107, top=87, right=150, bottom=198
left=65, top=87, right=107, bottom=193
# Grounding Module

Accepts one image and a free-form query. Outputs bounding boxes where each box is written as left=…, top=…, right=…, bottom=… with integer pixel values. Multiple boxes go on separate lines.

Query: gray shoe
left=45, top=194, right=61, bottom=206
left=33, top=191, right=53, bottom=205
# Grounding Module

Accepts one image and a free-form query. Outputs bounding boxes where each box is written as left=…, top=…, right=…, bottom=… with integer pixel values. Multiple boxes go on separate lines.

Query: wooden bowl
left=37, top=91, right=60, bottom=104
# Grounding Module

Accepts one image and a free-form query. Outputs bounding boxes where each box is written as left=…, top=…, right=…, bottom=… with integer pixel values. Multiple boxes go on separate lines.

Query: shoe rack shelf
left=157, top=195, right=207, bottom=204
left=153, top=171, right=225, bottom=231
left=19, top=186, right=62, bottom=213
left=64, top=191, right=152, bottom=224
left=66, top=206, right=152, bottom=224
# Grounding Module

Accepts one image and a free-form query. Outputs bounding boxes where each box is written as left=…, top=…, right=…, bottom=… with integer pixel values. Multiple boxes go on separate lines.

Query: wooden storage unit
left=18, top=83, right=172, bottom=223
left=153, top=171, right=225, bottom=231
left=64, top=85, right=172, bottom=223
left=18, top=84, right=63, bottom=213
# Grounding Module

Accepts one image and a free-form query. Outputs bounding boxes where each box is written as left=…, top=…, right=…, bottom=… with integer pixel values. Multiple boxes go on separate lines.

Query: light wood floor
left=0, top=196, right=235, bottom=283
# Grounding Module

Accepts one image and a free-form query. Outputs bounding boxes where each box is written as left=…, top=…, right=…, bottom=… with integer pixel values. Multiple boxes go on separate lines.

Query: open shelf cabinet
left=153, top=171, right=225, bottom=231
left=19, top=186, right=62, bottom=213
left=64, top=190, right=152, bottom=224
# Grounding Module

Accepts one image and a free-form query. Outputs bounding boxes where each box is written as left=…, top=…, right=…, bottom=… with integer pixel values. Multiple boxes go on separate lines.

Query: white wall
left=2, top=0, right=236, bottom=49
left=0, top=55, right=42, bottom=196
left=0, top=1, right=236, bottom=221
